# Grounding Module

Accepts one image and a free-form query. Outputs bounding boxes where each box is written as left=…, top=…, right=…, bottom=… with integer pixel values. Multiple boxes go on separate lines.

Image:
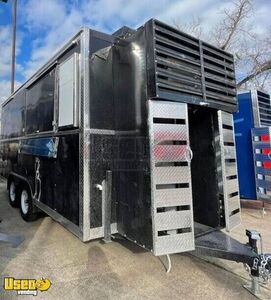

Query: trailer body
left=0, top=20, right=241, bottom=256
left=0, top=28, right=116, bottom=240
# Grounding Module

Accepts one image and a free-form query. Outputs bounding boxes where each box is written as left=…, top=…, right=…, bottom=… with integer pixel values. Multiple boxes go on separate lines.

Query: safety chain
left=258, top=254, right=271, bottom=283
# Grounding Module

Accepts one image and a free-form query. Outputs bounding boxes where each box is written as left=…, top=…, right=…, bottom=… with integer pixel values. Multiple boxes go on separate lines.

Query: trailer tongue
left=194, top=226, right=271, bottom=298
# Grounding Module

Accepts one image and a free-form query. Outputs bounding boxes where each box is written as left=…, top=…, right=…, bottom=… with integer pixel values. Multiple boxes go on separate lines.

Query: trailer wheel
left=8, top=180, right=19, bottom=207
left=19, top=185, right=38, bottom=222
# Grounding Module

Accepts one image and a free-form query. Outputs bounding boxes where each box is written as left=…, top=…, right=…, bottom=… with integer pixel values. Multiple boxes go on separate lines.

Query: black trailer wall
left=112, top=26, right=153, bottom=249
left=0, top=43, right=81, bottom=226
left=89, top=31, right=115, bottom=130
left=188, top=106, right=222, bottom=228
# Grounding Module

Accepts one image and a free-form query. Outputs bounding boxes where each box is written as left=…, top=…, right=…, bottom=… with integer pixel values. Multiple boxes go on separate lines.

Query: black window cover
left=1, top=90, right=25, bottom=139
left=26, top=70, right=55, bottom=134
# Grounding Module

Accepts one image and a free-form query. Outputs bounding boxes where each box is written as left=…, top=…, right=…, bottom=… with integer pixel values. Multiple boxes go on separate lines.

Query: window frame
left=57, top=53, right=79, bottom=130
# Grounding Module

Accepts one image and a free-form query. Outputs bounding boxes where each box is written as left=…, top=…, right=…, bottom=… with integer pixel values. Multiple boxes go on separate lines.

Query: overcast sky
left=0, top=0, right=270, bottom=101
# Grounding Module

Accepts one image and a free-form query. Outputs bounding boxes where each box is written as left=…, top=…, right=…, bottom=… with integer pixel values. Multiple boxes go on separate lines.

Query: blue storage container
left=234, top=90, right=271, bottom=199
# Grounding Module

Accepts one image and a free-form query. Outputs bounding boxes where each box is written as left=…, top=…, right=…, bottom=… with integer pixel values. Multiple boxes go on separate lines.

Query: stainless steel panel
left=225, top=162, right=237, bottom=177
left=154, top=166, right=190, bottom=185
left=224, top=145, right=236, bottom=160
left=226, top=178, right=239, bottom=195
left=155, top=232, right=194, bottom=256
left=229, top=212, right=242, bottom=229
left=251, top=90, right=261, bottom=127
left=151, top=101, right=187, bottom=119
left=155, top=232, right=195, bottom=255
left=148, top=100, right=195, bottom=256
left=153, top=145, right=187, bottom=162
left=153, top=124, right=188, bottom=142
left=155, top=188, right=192, bottom=208
left=228, top=196, right=240, bottom=212
left=223, top=129, right=234, bottom=143
left=80, top=29, right=91, bottom=241
left=156, top=210, right=192, bottom=231
left=87, top=223, right=118, bottom=240
left=221, top=112, right=234, bottom=127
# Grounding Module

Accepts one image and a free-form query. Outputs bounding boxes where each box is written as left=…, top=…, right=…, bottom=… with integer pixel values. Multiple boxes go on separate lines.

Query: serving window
left=26, top=70, right=55, bottom=134
left=1, top=90, right=25, bottom=139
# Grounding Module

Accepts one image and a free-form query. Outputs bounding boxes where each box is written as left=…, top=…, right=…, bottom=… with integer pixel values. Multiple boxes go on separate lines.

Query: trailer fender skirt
left=19, top=137, right=59, bottom=158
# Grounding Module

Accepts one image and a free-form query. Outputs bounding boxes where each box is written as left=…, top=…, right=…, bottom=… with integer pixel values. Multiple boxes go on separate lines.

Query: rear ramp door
left=148, top=100, right=195, bottom=256
left=217, top=110, right=241, bottom=231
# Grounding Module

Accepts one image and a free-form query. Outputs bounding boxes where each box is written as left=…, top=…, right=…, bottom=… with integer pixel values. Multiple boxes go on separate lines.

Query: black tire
left=8, top=180, right=19, bottom=208
left=19, top=185, right=38, bottom=222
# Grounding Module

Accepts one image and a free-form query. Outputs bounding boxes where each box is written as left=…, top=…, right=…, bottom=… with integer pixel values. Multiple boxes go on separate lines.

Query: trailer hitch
left=244, top=230, right=271, bottom=298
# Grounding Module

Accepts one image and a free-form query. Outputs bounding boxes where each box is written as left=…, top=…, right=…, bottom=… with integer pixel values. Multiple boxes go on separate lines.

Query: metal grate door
left=148, top=100, right=195, bottom=256
left=217, top=111, right=241, bottom=231
left=151, top=19, right=237, bottom=112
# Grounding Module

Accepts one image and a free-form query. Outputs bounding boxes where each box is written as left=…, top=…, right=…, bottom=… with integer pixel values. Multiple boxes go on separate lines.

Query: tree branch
left=237, top=59, right=271, bottom=87
left=220, top=0, right=251, bottom=50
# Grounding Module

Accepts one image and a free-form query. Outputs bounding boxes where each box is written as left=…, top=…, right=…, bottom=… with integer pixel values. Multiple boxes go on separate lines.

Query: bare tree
left=173, top=16, right=203, bottom=39
left=236, top=36, right=271, bottom=88
left=173, top=0, right=271, bottom=91
left=213, top=0, right=252, bottom=51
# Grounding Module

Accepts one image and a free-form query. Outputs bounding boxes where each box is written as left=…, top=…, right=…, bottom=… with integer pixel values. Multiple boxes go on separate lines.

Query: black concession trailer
left=0, top=19, right=270, bottom=295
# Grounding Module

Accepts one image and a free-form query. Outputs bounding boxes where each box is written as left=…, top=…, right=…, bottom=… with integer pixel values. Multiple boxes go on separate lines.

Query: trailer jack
left=243, top=230, right=271, bottom=299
